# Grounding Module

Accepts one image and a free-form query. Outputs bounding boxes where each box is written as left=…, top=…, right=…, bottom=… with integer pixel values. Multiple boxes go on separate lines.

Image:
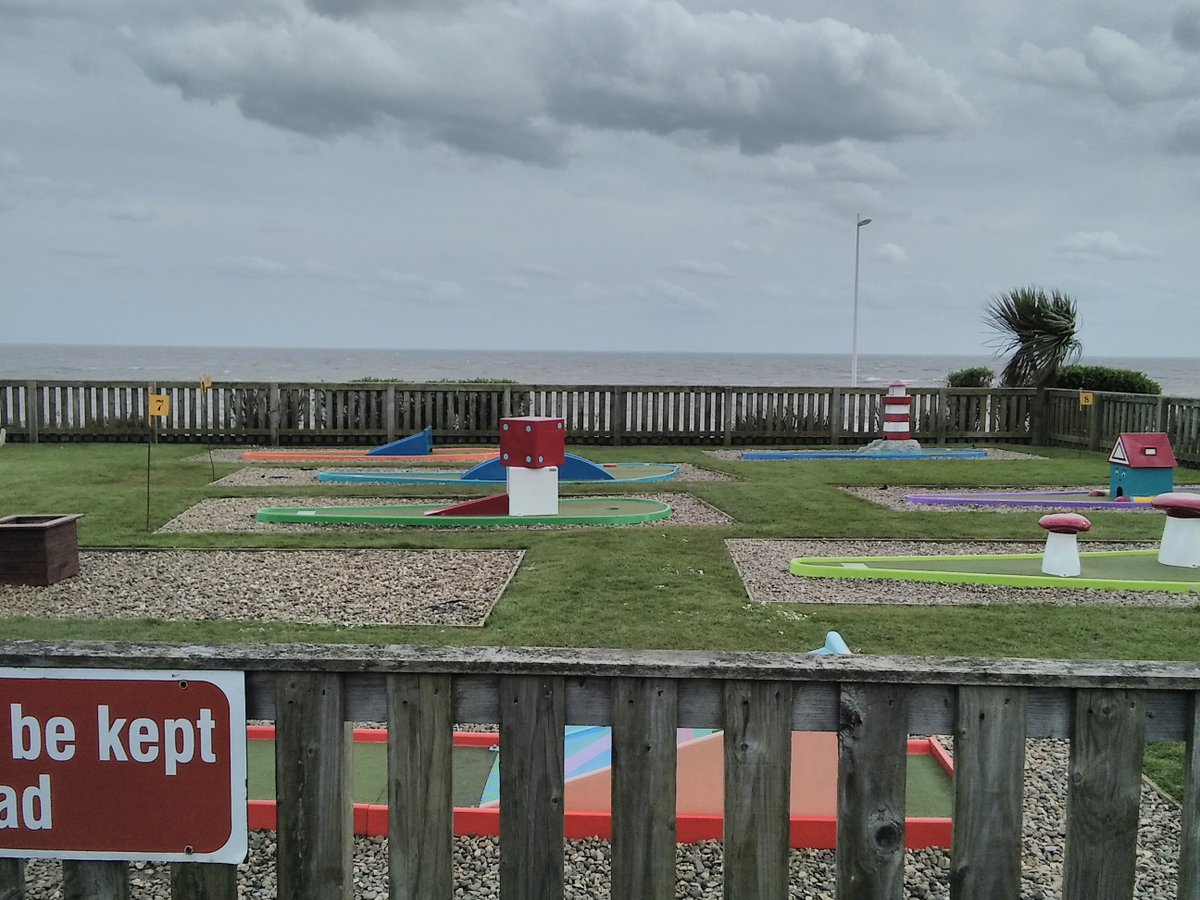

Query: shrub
left=1053, top=365, right=1161, bottom=395
left=946, top=367, right=994, bottom=388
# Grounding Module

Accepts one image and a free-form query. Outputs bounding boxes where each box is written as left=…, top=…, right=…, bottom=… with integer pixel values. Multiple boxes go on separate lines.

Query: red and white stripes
left=882, top=381, right=912, bottom=441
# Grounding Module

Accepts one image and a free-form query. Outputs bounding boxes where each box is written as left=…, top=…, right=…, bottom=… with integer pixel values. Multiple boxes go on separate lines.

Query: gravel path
left=212, top=462, right=735, bottom=487
left=0, top=549, right=522, bottom=626
left=157, top=493, right=734, bottom=533
left=14, top=739, right=1182, bottom=899
left=725, top=538, right=1195, bottom=607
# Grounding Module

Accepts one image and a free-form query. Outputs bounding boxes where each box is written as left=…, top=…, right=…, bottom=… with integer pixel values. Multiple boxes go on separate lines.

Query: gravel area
left=0, top=549, right=522, bottom=626
left=157, top=493, right=734, bottom=533
left=705, top=446, right=1046, bottom=461
left=13, top=738, right=1182, bottom=899
left=842, top=484, right=1165, bottom=513
left=725, top=539, right=1196, bottom=608
left=212, top=462, right=734, bottom=487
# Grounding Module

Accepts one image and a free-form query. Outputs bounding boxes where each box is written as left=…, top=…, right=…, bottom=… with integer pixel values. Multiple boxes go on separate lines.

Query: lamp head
left=857, top=217, right=872, bottom=227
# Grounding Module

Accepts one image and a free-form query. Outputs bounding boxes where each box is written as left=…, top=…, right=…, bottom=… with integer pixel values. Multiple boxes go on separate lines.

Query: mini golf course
left=789, top=549, right=1200, bottom=592
left=905, top=486, right=1200, bottom=510
left=245, top=726, right=954, bottom=849
left=255, top=497, right=673, bottom=527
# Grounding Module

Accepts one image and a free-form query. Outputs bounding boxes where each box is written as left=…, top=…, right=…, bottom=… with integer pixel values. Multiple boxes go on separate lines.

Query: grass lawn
left=1, top=440, right=1196, bottom=796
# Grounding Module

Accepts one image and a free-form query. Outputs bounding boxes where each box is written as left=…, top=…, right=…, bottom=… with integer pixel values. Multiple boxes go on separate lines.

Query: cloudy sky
left=3, top=0, right=1199, bottom=357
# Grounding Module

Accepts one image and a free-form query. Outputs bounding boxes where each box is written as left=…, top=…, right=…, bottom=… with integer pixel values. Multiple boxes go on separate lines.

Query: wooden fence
left=3, top=380, right=1200, bottom=464
left=0, top=642, right=1197, bottom=900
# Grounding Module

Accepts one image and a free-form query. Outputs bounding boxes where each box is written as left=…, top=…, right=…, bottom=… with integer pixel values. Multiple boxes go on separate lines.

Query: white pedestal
left=507, top=466, right=559, bottom=517
left=1041, top=531, right=1081, bottom=577
left=1158, top=517, right=1200, bottom=568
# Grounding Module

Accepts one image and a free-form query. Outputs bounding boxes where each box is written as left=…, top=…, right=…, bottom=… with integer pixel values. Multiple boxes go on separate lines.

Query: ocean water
left=1, top=344, right=1197, bottom=396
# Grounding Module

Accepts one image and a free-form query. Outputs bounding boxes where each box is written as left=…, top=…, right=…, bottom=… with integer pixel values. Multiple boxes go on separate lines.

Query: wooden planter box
left=0, top=514, right=84, bottom=586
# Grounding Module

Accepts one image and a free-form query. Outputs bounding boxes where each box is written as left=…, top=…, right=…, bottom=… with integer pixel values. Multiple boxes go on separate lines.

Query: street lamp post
left=851, top=214, right=872, bottom=388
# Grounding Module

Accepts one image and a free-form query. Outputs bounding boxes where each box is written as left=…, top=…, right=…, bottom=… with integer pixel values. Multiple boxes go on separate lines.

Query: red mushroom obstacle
left=1038, top=512, right=1091, bottom=577
left=1152, top=492, right=1200, bottom=568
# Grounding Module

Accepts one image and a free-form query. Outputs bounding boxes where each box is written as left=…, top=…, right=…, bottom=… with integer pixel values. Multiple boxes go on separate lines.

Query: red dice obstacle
left=500, top=417, right=566, bottom=468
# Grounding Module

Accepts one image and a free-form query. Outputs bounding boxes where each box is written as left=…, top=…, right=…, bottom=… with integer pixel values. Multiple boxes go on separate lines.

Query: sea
left=1, top=344, right=1198, bottom=396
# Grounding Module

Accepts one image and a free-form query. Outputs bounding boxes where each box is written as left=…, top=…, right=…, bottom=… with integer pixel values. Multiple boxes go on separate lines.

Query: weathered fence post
left=61, top=861, right=128, bottom=899
left=387, top=673, right=454, bottom=900
left=612, top=678, right=678, bottom=900
left=935, top=388, right=948, bottom=445
left=1088, top=393, right=1104, bottom=452
left=723, top=680, right=792, bottom=900
left=386, top=384, right=397, bottom=441
left=1179, top=693, right=1200, bottom=900
left=1156, top=395, right=1167, bottom=433
left=275, top=672, right=352, bottom=900
left=829, top=387, right=842, bottom=445
left=722, top=388, right=734, bottom=446
left=169, top=863, right=237, bottom=900
left=613, top=387, right=625, bottom=447
left=837, top=683, right=909, bottom=900
left=951, top=686, right=1027, bottom=897
left=1061, top=688, right=1145, bottom=900
left=25, top=381, right=38, bottom=444
left=0, top=859, right=24, bottom=900
left=1034, top=388, right=1051, bottom=446
left=268, top=383, right=281, bottom=446
left=499, top=675, right=566, bottom=900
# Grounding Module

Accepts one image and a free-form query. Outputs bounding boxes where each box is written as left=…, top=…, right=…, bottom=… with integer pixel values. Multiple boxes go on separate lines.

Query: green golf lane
left=256, top=497, right=673, bottom=527
left=790, top=549, right=1200, bottom=592
left=246, top=740, right=953, bottom=818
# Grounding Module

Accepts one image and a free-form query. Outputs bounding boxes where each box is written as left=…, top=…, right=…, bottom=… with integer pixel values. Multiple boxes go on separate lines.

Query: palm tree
left=985, top=287, right=1081, bottom=387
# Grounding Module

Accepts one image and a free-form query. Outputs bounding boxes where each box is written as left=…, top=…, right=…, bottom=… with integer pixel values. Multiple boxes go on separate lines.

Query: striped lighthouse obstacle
left=882, top=381, right=913, bottom=442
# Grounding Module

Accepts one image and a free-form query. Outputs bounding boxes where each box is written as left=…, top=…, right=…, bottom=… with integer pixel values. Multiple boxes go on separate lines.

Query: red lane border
left=247, top=728, right=953, bottom=849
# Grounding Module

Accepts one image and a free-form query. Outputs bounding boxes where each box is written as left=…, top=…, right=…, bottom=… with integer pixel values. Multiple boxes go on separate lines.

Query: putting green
left=248, top=740, right=497, bottom=808
left=256, top=497, right=672, bottom=527
left=789, top=549, right=1200, bottom=592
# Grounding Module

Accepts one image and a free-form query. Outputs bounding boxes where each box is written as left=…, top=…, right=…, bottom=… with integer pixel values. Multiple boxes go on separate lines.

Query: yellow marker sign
left=148, top=394, right=171, bottom=418
left=200, top=375, right=213, bottom=391
left=1079, top=391, right=1094, bottom=408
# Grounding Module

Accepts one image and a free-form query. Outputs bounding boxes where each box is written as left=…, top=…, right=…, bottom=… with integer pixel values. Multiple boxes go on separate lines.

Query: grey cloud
left=1167, top=100, right=1200, bottom=151
left=988, top=42, right=1099, bottom=92
left=1054, top=231, right=1158, bottom=261
left=990, top=27, right=1190, bottom=105
left=111, top=201, right=152, bottom=221
left=127, top=0, right=976, bottom=165
left=873, top=242, right=909, bottom=264
left=541, top=7, right=977, bottom=151
left=217, top=255, right=290, bottom=277
left=1084, top=27, right=1187, bottom=104
left=672, top=259, right=734, bottom=278
left=1173, top=3, right=1200, bottom=51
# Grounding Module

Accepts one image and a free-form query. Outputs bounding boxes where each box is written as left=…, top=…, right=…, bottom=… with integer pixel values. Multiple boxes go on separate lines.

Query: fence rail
left=3, top=380, right=1200, bottom=463
left=0, top=642, right=1196, bottom=900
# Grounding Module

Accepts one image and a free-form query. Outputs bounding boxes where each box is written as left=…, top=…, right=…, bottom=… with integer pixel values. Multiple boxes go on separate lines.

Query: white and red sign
left=0, top=668, right=246, bottom=863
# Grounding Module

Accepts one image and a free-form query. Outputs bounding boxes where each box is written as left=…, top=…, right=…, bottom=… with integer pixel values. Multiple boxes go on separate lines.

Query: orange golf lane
left=240, top=447, right=499, bottom=462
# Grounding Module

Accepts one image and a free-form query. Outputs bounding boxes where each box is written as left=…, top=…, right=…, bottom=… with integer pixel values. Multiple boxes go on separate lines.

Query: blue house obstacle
left=1109, top=432, right=1176, bottom=498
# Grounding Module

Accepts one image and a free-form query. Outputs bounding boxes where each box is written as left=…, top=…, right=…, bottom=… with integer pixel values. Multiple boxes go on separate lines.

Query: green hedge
left=1054, top=365, right=1161, bottom=395
left=946, top=367, right=994, bottom=388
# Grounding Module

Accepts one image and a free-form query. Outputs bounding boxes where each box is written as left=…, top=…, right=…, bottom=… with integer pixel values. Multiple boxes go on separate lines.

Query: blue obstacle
left=808, top=631, right=851, bottom=655
left=459, top=452, right=617, bottom=482
left=366, top=426, right=433, bottom=457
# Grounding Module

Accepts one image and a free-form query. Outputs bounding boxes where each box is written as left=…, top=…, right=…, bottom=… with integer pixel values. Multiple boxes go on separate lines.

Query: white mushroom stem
left=1042, top=531, right=1082, bottom=577
left=1159, top=515, right=1200, bottom=568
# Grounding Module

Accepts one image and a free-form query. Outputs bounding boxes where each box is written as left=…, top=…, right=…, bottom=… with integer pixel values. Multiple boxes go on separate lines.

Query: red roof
left=1109, top=433, right=1176, bottom=468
